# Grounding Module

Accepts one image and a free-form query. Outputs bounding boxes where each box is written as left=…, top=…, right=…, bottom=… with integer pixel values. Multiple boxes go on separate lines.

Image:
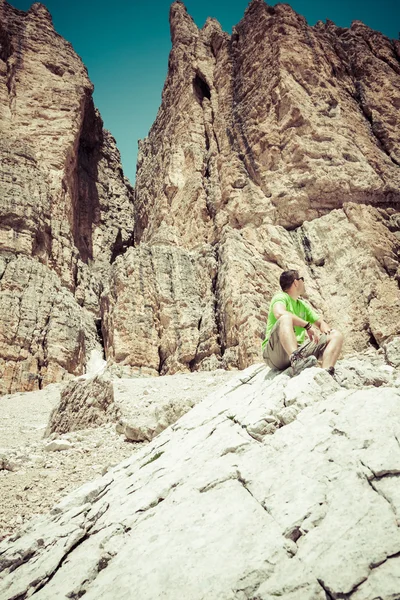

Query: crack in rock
left=221, top=443, right=250, bottom=456
left=25, top=503, right=110, bottom=597
left=0, top=500, right=111, bottom=599
left=135, top=496, right=166, bottom=514
left=235, top=471, right=274, bottom=521
left=199, top=473, right=238, bottom=494
left=364, top=474, right=399, bottom=520
left=317, top=578, right=336, bottom=599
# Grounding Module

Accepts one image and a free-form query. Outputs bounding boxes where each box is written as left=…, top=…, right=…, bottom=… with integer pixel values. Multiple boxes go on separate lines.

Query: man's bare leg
left=277, top=313, right=298, bottom=356
left=321, top=330, right=344, bottom=369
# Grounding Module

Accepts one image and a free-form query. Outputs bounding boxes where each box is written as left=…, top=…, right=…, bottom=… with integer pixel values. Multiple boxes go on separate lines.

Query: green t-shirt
left=262, top=292, right=319, bottom=348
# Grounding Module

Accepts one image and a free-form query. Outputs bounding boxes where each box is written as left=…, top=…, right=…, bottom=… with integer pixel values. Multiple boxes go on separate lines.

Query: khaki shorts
left=262, top=319, right=328, bottom=370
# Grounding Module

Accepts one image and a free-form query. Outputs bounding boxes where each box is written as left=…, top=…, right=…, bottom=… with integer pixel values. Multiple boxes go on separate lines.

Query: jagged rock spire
left=169, top=1, right=199, bottom=46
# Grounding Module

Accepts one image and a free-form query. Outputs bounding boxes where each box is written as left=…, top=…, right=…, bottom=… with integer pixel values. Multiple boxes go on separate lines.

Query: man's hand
left=319, top=322, right=331, bottom=335
left=307, top=327, right=319, bottom=343
left=314, top=318, right=332, bottom=335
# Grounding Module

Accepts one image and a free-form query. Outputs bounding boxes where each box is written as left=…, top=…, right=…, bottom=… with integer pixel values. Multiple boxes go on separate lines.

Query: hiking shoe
left=290, top=353, right=317, bottom=376
left=325, top=366, right=335, bottom=377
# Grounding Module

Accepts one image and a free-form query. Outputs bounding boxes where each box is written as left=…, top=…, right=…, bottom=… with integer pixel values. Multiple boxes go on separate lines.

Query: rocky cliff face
left=104, top=0, right=400, bottom=376
left=1, top=0, right=399, bottom=390
left=0, top=0, right=134, bottom=393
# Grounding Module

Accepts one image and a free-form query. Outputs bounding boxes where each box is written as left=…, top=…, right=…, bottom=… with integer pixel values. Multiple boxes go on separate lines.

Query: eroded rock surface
left=104, top=202, right=400, bottom=372
left=104, top=0, right=400, bottom=375
left=1, top=0, right=399, bottom=389
left=0, top=368, right=238, bottom=540
left=1, top=345, right=400, bottom=599
left=136, top=0, right=400, bottom=241
left=102, top=244, right=222, bottom=375
left=0, top=256, right=98, bottom=394
left=0, top=0, right=134, bottom=393
left=46, top=369, right=234, bottom=442
left=0, top=383, right=141, bottom=541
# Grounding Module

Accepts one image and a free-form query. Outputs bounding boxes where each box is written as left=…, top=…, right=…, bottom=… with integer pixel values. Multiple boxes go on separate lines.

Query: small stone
left=283, top=539, right=298, bottom=556
left=44, top=440, right=73, bottom=452
left=0, top=457, right=19, bottom=472
left=384, top=338, right=400, bottom=368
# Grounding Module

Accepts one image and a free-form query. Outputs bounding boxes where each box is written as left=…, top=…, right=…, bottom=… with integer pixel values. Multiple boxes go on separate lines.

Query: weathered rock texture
left=46, top=369, right=235, bottom=442
left=1, top=0, right=400, bottom=389
left=1, top=350, right=400, bottom=599
left=0, top=382, right=143, bottom=541
left=0, top=0, right=134, bottom=392
left=103, top=0, right=400, bottom=376
left=101, top=244, right=222, bottom=375
left=0, top=256, right=97, bottom=394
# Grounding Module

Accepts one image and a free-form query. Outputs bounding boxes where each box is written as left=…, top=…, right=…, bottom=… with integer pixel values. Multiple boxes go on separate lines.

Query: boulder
left=46, top=369, right=234, bottom=442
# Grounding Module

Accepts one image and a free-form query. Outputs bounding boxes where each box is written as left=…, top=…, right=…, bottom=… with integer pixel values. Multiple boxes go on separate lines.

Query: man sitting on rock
left=262, top=269, right=344, bottom=376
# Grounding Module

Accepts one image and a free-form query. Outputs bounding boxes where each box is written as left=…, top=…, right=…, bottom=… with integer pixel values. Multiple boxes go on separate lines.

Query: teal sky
left=10, top=0, right=399, bottom=184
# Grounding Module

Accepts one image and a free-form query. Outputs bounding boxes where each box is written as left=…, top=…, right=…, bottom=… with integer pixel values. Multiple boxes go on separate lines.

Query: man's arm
left=273, top=302, right=311, bottom=328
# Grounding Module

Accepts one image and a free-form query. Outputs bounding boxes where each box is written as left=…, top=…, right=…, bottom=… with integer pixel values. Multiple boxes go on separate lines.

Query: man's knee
left=329, top=329, right=344, bottom=344
left=279, top=313, right=293, bottom=326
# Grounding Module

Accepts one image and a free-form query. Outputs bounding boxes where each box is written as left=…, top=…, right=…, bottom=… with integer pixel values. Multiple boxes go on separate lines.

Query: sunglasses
left=295, top=277, right=304, bottom=281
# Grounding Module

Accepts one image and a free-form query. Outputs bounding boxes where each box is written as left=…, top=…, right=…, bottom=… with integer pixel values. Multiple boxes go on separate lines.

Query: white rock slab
left=1, top=365, right=400, bottom=600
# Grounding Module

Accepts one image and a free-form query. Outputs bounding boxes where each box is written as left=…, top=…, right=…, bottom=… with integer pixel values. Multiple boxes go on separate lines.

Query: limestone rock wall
left=0, top=1, right=134, bottom=392
left=0, top=255, right=97, bottom=395
left=101, top=244, right=220, bottom=376
left=135, top=0, right=400, bottom=241
left=104, top=0, right=399, bottom=375
left=1, top=0, right=399, bottom=387
left=0, top=2, right=134, bottom=279
left=293, top=204, right=400, bottom=352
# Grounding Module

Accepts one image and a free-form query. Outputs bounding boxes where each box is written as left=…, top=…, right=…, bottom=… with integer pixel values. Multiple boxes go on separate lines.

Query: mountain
left=1, top=2, right=400, bottom=594
left=0, top=0, right=399, bottom=394
left=0, top=0, right=134, bottom=393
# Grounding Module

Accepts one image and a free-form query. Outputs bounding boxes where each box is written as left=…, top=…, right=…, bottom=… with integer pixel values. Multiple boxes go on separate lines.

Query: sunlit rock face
left=0, top=1, right=134, bottom=392
left=106, top=0, right=399, bottom=375
left=135, top=0, right=400, bottom=241
left=2, top=357, right=400, bottom=598
left=0, top=0, right=399, bottom=387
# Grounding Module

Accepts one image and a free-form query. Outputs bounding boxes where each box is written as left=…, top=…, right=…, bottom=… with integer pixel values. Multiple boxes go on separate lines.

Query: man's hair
left=279, top=270, right=299, bottom=291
